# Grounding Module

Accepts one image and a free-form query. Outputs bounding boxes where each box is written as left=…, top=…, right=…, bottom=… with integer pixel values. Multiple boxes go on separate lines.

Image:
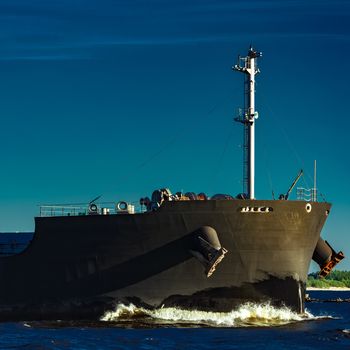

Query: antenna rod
left=314, top=160, right=317, bottom=202
left=233, top=46, right=262, bottom=199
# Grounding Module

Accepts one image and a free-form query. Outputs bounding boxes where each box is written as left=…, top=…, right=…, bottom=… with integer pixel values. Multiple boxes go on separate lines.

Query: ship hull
left=0, top=200, right=330, bottom=320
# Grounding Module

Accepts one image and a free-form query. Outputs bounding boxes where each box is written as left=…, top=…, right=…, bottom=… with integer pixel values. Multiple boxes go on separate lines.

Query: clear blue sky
left=0, top=0, right=349, bottom=269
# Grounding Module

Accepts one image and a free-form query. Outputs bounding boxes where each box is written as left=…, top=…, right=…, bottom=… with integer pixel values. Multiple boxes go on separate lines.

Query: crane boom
left=285, top=169, right=303, bottom=200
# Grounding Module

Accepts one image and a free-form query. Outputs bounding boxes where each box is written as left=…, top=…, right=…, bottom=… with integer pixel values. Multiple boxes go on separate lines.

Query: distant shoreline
left=307, top=287, right=350, bottom=291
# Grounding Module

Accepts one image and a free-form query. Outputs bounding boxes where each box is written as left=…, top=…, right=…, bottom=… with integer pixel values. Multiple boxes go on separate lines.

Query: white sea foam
left=100, top=302, right=324, bottom=327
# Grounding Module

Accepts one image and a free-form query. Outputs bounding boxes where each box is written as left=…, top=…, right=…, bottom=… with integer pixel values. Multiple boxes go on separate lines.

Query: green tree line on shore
left=307, top=270, right=350, bottom=288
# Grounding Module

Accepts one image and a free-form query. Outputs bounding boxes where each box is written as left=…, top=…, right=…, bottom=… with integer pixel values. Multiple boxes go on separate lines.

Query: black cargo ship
left=0, top=47, right=344, bottom=321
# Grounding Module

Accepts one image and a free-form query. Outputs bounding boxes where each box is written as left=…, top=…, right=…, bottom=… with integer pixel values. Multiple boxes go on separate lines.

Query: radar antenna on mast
left=233, top=47, right=262, bottom=200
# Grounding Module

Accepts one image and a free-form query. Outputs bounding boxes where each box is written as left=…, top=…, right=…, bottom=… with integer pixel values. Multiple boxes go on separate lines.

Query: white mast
left=233, top=46, right=262, bottom=200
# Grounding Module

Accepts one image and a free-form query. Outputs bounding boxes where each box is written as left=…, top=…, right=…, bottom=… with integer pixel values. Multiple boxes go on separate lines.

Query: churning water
left=0, top=291, right=349, bottom=350
left=100, top=302, right=320, bottom=327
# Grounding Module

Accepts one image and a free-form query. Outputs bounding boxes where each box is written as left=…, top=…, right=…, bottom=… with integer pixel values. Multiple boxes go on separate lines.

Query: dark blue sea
left=0, top=291, right=349, bottom=350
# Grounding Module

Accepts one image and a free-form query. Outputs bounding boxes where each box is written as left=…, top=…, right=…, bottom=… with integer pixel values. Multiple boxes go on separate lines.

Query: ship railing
left=39, top=202, right=131, bottom=217
left=296, top=187, right=317, bottom=202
